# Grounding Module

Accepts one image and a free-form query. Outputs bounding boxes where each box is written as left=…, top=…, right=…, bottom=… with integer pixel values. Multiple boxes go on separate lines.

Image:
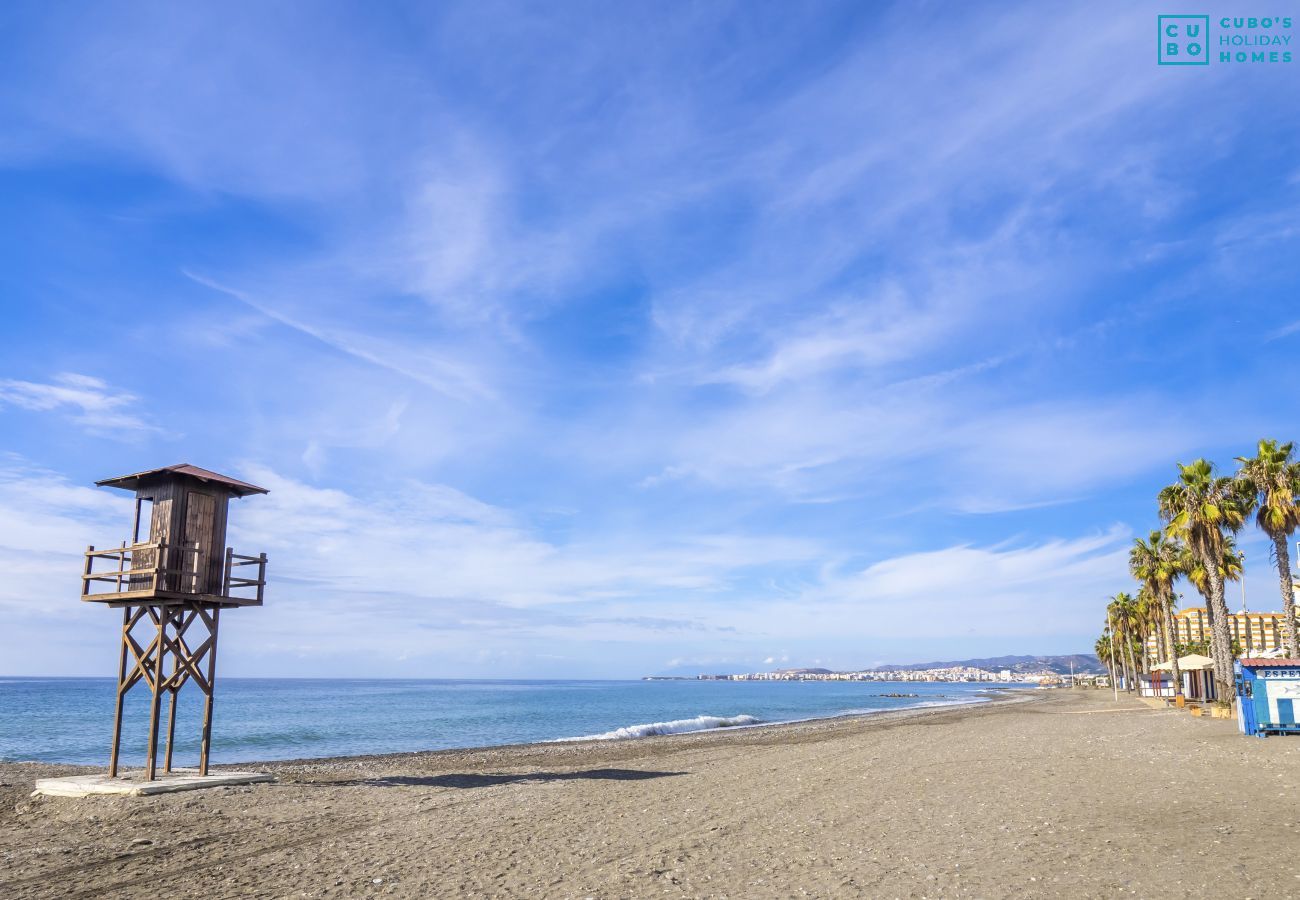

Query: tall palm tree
left=1181, top=537, right=1246, bottom=685
left=1135, top=586, right=1159, bottom=672
left=1130, top=530, right=1185, bottom=695
left=1095, top=632, right=1116, bottom=686
left=1215, top=541, right=1245, bottom=653
left=1236, top=439, right=1300, bottom=657
left=1108, top=592, right=1141, bottom=692
left=1159, top=459, right=1249, bottom=701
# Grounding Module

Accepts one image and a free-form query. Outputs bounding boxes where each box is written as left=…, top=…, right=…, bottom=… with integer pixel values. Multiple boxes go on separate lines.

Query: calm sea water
left=0, top=678, right=1005, bottom=768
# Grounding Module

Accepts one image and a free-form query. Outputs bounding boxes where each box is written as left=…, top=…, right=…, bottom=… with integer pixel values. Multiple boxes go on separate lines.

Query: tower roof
left=96, top=464, right=269, bottom=497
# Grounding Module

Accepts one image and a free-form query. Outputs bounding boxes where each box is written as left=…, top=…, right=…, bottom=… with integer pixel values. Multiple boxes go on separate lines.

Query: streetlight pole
left=1240, top=551, right=1247, bottom=613
left=1241, top=551, right=1251, bottom=654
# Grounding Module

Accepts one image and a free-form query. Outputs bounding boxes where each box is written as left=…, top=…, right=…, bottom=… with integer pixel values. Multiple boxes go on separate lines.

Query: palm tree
left=1236, top=439, right=1300, bottom=657
left=1135, top=586, right=1159, bottom=672
left=1180, top=537, right=1246, bottom=689
left=1095, top=632, right=1116, bottom=687
left=1130, top=530, right=1185, bottom=695
left=1159, top=459, right=1249, bottom=701
left=1108, top=592, right=1142, bottom=692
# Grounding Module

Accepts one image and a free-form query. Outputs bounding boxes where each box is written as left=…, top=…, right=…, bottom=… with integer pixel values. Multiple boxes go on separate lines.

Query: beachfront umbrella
left=1151, top=654, right=1215, bottom=672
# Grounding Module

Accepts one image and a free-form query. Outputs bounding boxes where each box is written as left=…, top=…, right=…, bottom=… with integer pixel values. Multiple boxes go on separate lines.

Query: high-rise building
left=1145, top=607, right=1294, bottom=659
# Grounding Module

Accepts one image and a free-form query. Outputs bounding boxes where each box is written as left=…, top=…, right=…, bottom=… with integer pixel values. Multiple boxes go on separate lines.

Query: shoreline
left=0, top=689, right=1040, bottom=787
left=0, top=685, right=1033, bottom=773
left=0, top=686, right=1041, bottom=785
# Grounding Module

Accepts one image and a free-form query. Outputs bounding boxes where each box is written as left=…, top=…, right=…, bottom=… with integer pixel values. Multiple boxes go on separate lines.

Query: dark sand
left=2, top=689, right=1298, bottom=898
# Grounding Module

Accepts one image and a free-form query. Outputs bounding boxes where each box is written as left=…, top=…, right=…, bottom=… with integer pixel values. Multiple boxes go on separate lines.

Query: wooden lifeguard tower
left=81, top=464, right=268, bottom=781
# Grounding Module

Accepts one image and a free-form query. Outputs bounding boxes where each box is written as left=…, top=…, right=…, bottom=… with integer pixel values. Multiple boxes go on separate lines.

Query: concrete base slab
left=33, top=769, right=274, bottom=798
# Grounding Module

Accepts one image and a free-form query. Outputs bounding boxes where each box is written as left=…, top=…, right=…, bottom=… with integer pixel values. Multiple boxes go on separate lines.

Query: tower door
left=183, top=491, right=216, bottom=593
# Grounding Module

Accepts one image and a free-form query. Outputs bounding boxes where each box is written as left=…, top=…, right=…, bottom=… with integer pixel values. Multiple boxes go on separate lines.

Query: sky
left=1, top=2, right=1299, bottom=678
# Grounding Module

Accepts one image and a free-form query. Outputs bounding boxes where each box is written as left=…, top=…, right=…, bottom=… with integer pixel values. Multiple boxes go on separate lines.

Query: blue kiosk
left=1235, top=658, right=1300, bottom=737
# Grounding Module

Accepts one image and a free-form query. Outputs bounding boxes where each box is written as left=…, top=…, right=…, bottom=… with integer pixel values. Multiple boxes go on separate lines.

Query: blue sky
left=2, top=2, right=1298, bottom=678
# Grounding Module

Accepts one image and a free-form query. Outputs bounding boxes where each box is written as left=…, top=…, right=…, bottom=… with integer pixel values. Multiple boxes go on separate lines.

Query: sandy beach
left=2, top=689, right=1298, bottom=898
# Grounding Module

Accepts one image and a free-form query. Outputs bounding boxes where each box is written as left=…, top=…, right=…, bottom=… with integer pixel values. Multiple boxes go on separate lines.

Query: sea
left=0, top=677, right=1011, bottom=768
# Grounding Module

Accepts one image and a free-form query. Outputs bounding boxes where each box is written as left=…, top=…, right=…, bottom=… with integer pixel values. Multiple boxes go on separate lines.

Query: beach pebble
left=131, top=838, right=153, bottom=846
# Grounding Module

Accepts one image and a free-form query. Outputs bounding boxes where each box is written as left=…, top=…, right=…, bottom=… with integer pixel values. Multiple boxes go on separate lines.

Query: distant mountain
left=646, top=654, right=1105, bottom=679
left=870, top=654, right=1104, bottom=675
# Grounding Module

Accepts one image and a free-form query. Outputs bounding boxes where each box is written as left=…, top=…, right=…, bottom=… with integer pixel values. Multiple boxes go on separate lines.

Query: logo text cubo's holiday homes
left=1159, top=15, right=1294, bottom=65
left=1218, top=16, right=1293, bottom=63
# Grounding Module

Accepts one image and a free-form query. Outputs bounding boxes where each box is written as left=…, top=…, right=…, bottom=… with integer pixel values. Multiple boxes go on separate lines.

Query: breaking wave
left=553, top=713, right=763, bottom=742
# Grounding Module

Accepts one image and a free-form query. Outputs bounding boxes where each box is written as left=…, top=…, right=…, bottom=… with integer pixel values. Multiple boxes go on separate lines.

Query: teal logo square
left=1159, top=15, right=1210, bottom=65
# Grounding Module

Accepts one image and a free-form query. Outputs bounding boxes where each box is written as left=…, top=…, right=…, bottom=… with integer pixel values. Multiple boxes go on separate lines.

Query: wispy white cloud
left=1270, top=321, right=1300, bottom=341
left=643, top=7, right=1182, bottom=360
left=231, top=466, right=820, bottom=615
left=629, top=379, right=1203, bottom=513
left=571, top=527, right=1140, bottom=665
left=0, top=373, right=162, bottom=438
left=0, top=460, right=132, bottom=633
left=184, top=272, right=497, bottom=403
left=762, top=527, right=1134, bottom=643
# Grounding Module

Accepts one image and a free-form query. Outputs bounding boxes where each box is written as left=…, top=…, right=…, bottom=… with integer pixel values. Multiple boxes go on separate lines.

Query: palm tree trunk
left=1124, top=636, right=1139, bottom=693
left=1163, top=593, right=1182, bottom=697
left=1273, top=533, right=1299, bottom=658
left=1202, top=554, right=1235, bottom=702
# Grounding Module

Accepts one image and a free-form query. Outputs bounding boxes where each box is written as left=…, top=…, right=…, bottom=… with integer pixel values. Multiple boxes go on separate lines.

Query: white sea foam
left=553, top=714, right=762, bottom=742
left=548, top=696, right=994, bottom=744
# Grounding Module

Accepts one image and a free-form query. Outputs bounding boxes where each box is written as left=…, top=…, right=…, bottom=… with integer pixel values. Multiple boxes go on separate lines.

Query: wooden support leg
left=199, top=607, right=221, bottom=776
left=162, top=605, right=187, bottom=775
left=145, top=608, right=167, bottom=781
left=163, top=687, right=178, bottom=774
left=108, top=607, right=131, bottom=778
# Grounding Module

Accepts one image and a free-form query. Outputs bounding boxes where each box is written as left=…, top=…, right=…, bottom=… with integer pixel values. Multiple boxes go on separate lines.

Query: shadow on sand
left=350, top=768, right=687, bottom=789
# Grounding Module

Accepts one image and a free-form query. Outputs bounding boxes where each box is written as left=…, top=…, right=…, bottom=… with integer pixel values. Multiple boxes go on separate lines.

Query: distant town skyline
left=2, top=2, right=1299, bottom=678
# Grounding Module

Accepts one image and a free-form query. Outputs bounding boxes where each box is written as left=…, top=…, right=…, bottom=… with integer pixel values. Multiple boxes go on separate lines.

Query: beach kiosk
left=78, top=465, right=269, bottom=781
left=1145, top=654, right=1216, bottom=702
left=1235, top=658, right=1300, bottom=737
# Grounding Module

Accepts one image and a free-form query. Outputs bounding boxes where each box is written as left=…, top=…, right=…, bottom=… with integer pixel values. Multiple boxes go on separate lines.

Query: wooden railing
left=222, top=548, right=268, bottom=604
left=82, top=542, right=267, bottom=603
left=82, top=541, right=203, bottom=596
